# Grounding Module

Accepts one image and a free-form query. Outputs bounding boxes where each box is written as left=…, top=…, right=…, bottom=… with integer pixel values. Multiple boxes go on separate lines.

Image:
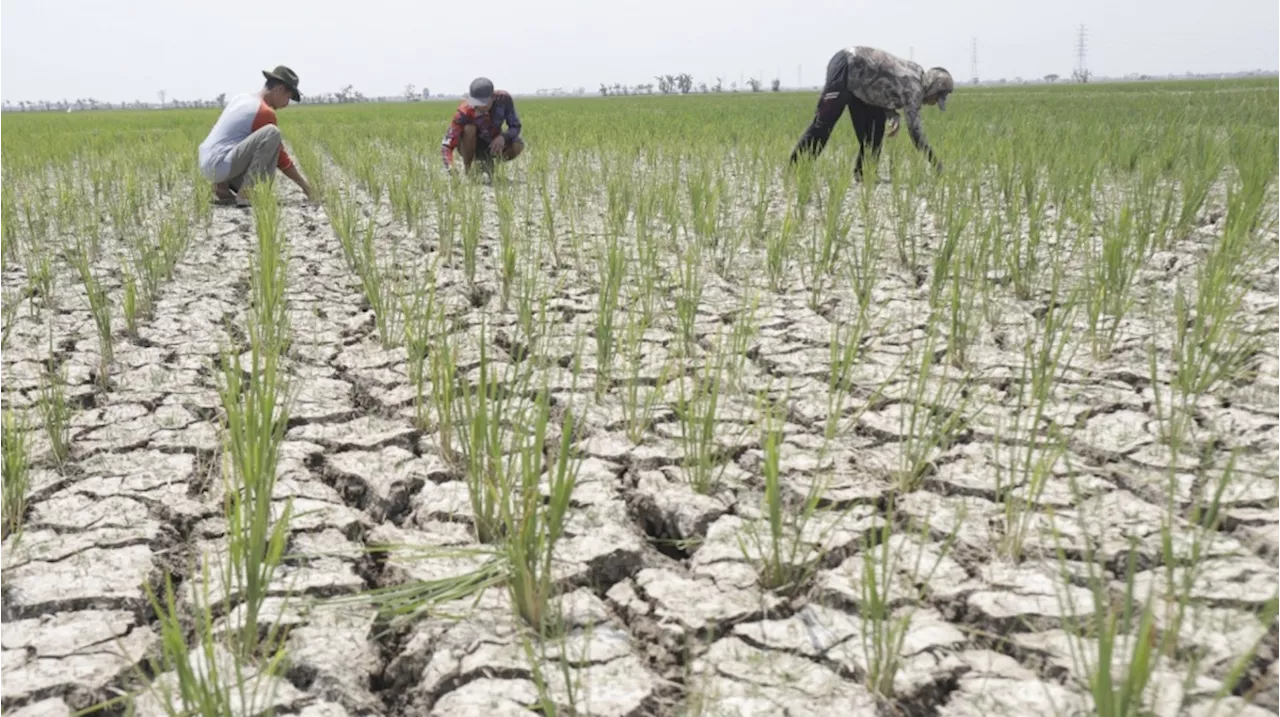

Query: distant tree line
left=599, top=74, right=783, bottom=96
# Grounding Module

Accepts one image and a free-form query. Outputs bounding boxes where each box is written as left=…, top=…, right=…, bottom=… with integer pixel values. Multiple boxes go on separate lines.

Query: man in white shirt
left=197, top=65, right=315, bottom=205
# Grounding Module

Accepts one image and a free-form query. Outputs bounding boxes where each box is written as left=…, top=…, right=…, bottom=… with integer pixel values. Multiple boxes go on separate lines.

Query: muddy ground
left=2, top=164, right=1277, bottom=717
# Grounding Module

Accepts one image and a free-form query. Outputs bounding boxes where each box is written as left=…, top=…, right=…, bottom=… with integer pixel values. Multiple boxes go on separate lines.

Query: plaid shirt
left=440, top=90, right=522, bottom=168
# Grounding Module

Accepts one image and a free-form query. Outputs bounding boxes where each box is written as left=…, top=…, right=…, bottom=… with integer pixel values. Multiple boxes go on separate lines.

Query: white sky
left=2, top=0, right=1277, bottom=103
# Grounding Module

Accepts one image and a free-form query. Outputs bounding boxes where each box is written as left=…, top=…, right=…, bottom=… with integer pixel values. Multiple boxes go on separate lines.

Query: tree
left=599, top=83, right=610, bottom=96
left=157, top=90, right=166, bottom=108
left=404, top=83, right=417, bottom=101
left=771, top=79, right=781, bottom=92
left=713, top=77, right=724, bottom=92
left=422, top=88, right=431, bottom=99
left=656, top=75, right=672, bottom=94
left=1044, top=74, right=1059, bottom=83
left=748, top=77, right=762, bottom=92
left=677, top=73, right=693, bottom=94
left=698, top=82, right=708, bottom=93
left=1072, top=68, right=1091, bottom=83
left=216, top=93, right=227, bottom=107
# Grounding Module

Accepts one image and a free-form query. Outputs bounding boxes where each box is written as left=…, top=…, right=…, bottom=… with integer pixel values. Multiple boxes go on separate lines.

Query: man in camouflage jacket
left=790, top=46, right=953, bottom=178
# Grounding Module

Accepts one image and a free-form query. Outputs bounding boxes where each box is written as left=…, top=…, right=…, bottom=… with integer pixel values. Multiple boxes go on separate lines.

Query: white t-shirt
left=197, top=93, right=293, bottom=182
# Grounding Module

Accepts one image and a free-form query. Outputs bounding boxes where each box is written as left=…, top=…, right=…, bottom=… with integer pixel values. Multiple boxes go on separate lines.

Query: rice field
left=1, top=78, right=1277, bottom=717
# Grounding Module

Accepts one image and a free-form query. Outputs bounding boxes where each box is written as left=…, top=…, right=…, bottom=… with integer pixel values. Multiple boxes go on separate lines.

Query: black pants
left=790, top=50, right=886, bottom=177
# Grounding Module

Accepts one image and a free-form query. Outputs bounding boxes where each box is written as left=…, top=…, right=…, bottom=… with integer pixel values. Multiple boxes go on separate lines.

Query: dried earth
left=2, top=159, right=1277, bottom=717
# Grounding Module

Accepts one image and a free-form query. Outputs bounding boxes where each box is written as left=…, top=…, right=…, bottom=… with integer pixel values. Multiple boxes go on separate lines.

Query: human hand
left=489, top=135, right=506, bottom=154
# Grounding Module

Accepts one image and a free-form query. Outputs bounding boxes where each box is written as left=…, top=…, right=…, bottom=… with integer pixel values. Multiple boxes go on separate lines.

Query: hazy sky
left=3, top=0, right=1277, bottom=103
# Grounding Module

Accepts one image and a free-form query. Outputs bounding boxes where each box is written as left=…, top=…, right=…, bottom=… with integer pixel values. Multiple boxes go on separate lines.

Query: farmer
left=440, top=77, right=524, bottom=176
left=197, top=65, right=315, bottom=205
left=789, top=46, right=953, bottom=178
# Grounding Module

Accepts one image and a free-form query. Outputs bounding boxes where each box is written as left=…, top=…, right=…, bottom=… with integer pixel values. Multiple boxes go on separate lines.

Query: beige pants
left=224, top=124, right=282, bottom=192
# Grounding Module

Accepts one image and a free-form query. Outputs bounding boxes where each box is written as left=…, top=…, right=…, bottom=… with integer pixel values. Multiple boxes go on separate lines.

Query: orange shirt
left=250, top=100, right=294, bottom=172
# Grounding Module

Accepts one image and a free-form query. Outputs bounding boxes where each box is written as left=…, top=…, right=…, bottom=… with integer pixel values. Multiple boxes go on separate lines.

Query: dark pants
left=790, top=50, right=886, bottom=177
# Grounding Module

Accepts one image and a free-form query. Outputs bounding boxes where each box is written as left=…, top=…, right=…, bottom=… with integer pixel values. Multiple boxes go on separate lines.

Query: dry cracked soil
left=2, top=167, right=1277, bottom=717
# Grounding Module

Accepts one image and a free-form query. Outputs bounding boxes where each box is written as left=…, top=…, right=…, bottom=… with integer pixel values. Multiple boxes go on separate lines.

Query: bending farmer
left=790, top=46, right=953, bottom=178
left=198, top=65, right=315, bottom=205
left=441, top=77, right=525, bottom=175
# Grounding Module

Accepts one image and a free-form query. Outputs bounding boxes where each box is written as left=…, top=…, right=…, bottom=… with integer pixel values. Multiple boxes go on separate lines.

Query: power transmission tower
left=970, top=37, right=979, bottom=84
left=1074, top=25, right=1090, bottom=83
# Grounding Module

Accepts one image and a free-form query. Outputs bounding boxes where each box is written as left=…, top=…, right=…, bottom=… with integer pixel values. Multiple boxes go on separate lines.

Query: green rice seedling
left=940, top=196, right=981, bottom=369
left=890, top=158, right=921, bottom=272
left=1129, top=160, right=1178, bottom=254
left=737, top=399, right=828, bottom=596
left=1082, top=198, right=1145, bottom=359
left=455, top=322, right=518, bottom=544
left=460, top=184, right=484, bottom=286
left=674, top=336, right=729, bottom=495
left=20, top=195, right=51, bottom=251
left=37, top=362, right=72, bottom=469
left=674, top=240, right=704, bottom=357
left=121, top=561, right=290, bottom=717
left=327, top=548, right=503, bottom=632
left=1002, top=196, right=1045, bottom=302
left=1172, top=130, right=1224, bottom=243
left=593, top=233, right=626, bottom=400
left=538, top=174, right=561, bottom=268
left=1046, top=450, right=1276, bottom=717
left=745, top=163, right=772, bottom=251
left=217, top=340, right=294, bottom=659
left=245, top=183, right=291, bottom=353
left=401, top=259, right=441, bottom=431
left=503, top=387, right=580, bottom=634
left=355, top=212, right=404, bottom=349
left=996, top=286, right=1078, bottom=560
left=619, top=323, right=670, bottom=445
left=858, top=499, right=960, bottom=701
left=2, top=182, right=20, bottom=265
left=894, top=315, right=971, bottom=491
left=605, top=167, right=633, bottom=239
left=2, top=406, right=30, bottom=539
left=23, top=251, right=54, bottom=316
left=325, top=185, right=361, bottom=271
left=792, top=154, right=818, bottom=217
left=65, top=240, right=113, bottom=384
left=429, top=313, right=462, bottom=466
left=765, top=201, right=799, bottom=293
left=122, top=268, right=140, bottom=336
left=1, top=289, right=19, bottom=349
left=1168, top=174, right=1270, bottom=403
left=823, top=302, right=871, bottom=444
left=218, top=182, right=295, bottom=659
left=803, top=170, right=852, bottom=309
left=496, top=189, right=518, bottom=309
left=848, top=179, right=883, bottom=312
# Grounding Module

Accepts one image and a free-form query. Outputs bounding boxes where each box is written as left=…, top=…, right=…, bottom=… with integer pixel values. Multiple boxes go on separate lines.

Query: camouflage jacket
left=841, top=46, right=947, bottom=163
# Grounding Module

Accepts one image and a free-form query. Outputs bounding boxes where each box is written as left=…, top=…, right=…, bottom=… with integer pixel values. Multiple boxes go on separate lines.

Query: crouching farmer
left=198, top=65, right=315, bottom=204
left=441, top=77, right=525, bottom=176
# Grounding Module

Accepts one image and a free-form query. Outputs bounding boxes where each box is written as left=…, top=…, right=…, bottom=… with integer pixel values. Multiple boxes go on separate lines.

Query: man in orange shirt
left=198, top=66, right=315, bottom=205
left=440, top=77, right=524, bottom=178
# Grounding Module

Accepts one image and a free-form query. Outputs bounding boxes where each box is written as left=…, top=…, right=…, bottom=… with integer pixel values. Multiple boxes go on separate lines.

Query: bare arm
left=281, top=163, right=315, bottom=200
left=904, top=104, right=941, bottom=170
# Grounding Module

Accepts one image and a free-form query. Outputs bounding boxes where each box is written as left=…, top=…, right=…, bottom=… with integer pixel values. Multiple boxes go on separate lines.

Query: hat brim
left=262, top=70, right=302, bottom=102
left=466, top=95, right=492, bottom=107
